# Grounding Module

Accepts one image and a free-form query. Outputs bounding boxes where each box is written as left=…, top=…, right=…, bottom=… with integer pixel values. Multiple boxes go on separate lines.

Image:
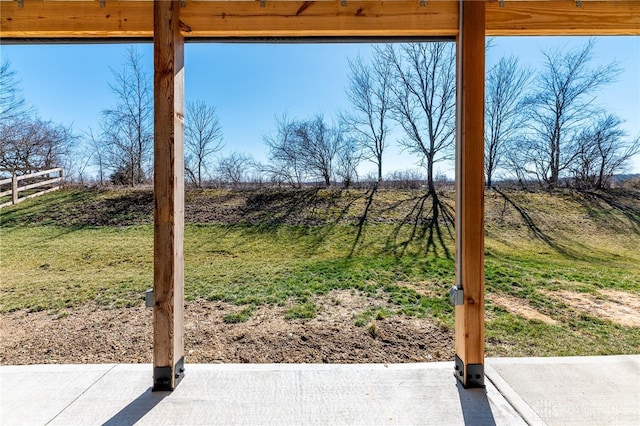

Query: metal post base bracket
left=449, top=286, right=464, bottom=306
left=145, top=289, right=154, bottom=308
left=153, top=356, right=185, bottom=391
left=454, top=354, right=485, bottom=388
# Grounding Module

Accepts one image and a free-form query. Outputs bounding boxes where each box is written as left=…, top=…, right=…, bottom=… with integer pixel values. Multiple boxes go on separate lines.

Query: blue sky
left=1, top=36, right=639, bottom=178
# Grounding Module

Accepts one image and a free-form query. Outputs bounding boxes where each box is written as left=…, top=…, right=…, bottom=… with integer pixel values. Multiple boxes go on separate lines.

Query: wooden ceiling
left=1, top=1, right=638, bottom=41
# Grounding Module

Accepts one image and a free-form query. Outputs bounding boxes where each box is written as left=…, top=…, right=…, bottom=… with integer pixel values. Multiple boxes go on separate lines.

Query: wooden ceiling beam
left=1, top=1, right=639, bottom=40
left=183, top=1, right=459, bottom=38
left=486, top=1, right=640, bottom=36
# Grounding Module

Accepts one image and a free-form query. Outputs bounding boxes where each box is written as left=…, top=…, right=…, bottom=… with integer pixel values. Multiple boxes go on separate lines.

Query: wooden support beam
left=181, top=0, right=458, bottom=38
left=1, top=1, right=639, bottom=40
left=454, top=0, right=485, bottom=389
left=0, top=1, right=458, bottom=39
left=153, top=0, right=185, bottom=392
left=485, top=0, right=640, bottom=36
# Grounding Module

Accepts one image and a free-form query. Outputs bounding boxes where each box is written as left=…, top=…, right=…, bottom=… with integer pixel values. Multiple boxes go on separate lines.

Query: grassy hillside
left=1, top=186, right=639, bottom=357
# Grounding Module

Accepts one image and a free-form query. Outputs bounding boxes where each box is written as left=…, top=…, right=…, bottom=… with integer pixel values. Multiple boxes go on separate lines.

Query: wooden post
left=454, top=0, right=485, bottom=388
left=153, top=0, right=185, bottom=392
left=11, top=173, right=18, bottom=205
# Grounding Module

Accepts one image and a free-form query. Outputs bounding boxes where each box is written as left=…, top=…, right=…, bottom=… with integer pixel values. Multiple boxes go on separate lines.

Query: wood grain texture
left=455, top=0, right=485, bottom=386
left=153, top=0, right=185, bottom=389
left=181, top=1, right=459, bottom=37
left=486, top=1, right=640, bottom=36
left=0, top=1, right=458, bottom=38
left=0, top=1, right=153, bottom=38
left=1, top=1, right=638, bottom=39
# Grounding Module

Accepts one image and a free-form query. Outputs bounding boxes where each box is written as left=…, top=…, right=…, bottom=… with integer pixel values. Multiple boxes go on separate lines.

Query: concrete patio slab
left=1, top=356, right=638, bottom=425
left=2, top=363, right=522, bottom=425
left=487, top=355, right=640, bottom=426
left=0, top=364, right=117, bottom=426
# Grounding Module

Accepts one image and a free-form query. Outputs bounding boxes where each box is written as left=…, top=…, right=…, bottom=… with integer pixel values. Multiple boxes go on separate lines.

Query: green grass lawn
left=1, top=187, right=639, bottom=357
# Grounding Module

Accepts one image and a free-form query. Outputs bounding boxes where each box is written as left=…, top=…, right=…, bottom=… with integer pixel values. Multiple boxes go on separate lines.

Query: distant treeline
left=1, top=41, right=638, bottom=192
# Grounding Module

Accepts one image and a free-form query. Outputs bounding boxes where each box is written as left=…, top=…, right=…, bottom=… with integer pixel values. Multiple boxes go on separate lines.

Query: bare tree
left=387, top=168, right=426, bottom=189
left=263, top=113, right=306, bottom=187
left=380, top=42, right=456, bottom=194
left=84, top=128, right=108, bottom=185
left=263, top=114, right=342, bottom=187
left=502, top=143, right=531, bottom=188
left=0, top=61, right=79, bottom=178
left=185, top=100, right=224, bottom=187
left=62, top=140, right=94, bottom=185
left=335, top=130, right=362, bottom=188
left=571, top=114, right=640, bottom=189
left=485, top=56, right=531, bottom=187
left=295, top=114, right=341, bottom=187
left=0, top=59, right=30, bottom=123
left=100, top=47, right=153, bottom=186
left=0, top=116, right=75, bottom=174
left=1, top=60, right=29, bottom=174
left=525, top=40, right=621, bottom=188
left=216, top=151, right=253, bottom=186
left=342, top=54, right=393, bottom=183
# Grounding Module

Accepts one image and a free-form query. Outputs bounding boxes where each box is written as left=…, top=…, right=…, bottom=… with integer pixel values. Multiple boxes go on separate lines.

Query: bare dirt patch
left=0, top=291, right=453, bottom=365
left=542, top=289, right=640, bottom=328
left=489, top=294, right=559, bottom=325
left=395, top=281, right=442, bottom=299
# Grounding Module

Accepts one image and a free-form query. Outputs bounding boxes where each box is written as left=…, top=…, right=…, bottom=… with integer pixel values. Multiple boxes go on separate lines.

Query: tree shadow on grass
left=224, top=187, right=455, bottom=259
left=86, top=190, right=153, bottom=226
left=383, top=189, right=454, bottom=259
left=348, top=185, right=378, bottom=258
left=7, top=189, right=154, bottom=228
left=229, top=188, right=366, bottom=254
left=491, top=187, right=629, bottom=265
left=0, top=189, right=97, bottom=227
left=579, top=189, right=640, bottom=235
left=240, top=188, right=323, bottom=226
left=493, top=187, right=572, bottom=257
left=346, top=187, right=454, bottom=259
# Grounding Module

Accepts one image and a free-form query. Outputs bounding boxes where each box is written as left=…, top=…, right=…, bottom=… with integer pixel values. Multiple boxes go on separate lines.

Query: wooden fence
left=0, top=168, right=64, bottom=209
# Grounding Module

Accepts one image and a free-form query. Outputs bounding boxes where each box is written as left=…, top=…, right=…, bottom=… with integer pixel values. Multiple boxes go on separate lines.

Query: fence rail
left=0, top=168, right=64, bottom=208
